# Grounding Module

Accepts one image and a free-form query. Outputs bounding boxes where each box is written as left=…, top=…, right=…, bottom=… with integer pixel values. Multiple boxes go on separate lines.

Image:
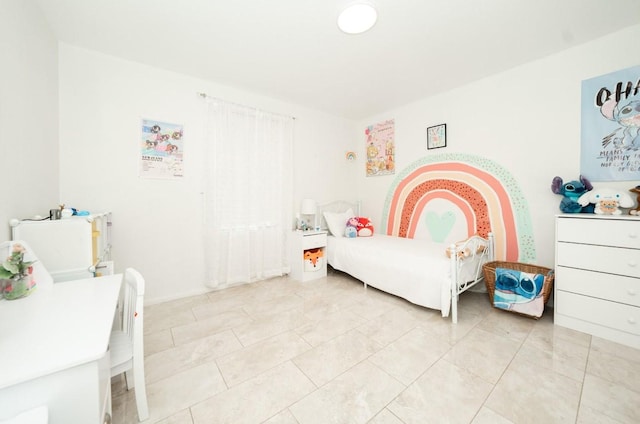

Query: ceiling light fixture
left=337, top=1, right=377, bottom=35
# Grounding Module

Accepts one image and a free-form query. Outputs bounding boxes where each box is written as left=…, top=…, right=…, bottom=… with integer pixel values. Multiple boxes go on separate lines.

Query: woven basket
left=482, top=261, right=554, bottom=317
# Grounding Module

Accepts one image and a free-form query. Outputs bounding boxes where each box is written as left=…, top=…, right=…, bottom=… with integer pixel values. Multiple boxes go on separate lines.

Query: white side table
left=290, top=230, right=327, bottom=282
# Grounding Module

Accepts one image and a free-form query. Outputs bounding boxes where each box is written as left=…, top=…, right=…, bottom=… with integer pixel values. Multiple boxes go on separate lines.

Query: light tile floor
left=112, top=268, right=640, bottom=424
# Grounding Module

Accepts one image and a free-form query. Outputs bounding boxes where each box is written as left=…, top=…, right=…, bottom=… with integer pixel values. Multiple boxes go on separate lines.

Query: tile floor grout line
left=573, top=336, right=593, bottom=424
left=121, top=273, right=636, bottom=423
left=468, top=312, right=531, bottom=424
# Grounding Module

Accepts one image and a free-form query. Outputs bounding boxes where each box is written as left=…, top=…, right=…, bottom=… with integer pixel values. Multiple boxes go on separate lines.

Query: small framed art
left=427, top=124, right=447, bottom=150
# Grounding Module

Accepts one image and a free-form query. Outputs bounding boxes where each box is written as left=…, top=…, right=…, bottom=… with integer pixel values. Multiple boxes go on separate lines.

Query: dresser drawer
left=556, top=291, right=640, bottom=335
left=556, top=217, right=640, bottom=248
left=556, top=266, right=640, bottom=307
left=302, top=233, right=327, bottom=250
left=556, top=242, right=640, bottom=278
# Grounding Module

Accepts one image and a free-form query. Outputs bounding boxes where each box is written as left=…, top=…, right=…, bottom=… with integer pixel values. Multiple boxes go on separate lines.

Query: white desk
left=0, top=274, right=122, bottom=423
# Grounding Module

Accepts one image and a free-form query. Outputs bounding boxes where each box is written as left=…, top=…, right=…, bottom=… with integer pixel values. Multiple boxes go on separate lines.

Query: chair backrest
left=121, top=268, right=146, bottom=355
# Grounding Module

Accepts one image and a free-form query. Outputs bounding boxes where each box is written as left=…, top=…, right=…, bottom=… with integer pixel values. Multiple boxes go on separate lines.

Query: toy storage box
left=483, top=260, right=554, bottom=319
left=303, top=248, right=324, bottom=272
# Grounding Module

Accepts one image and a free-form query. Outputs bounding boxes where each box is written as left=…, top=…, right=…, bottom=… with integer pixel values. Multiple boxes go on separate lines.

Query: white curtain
left=203, top=98, right=293, bottom=290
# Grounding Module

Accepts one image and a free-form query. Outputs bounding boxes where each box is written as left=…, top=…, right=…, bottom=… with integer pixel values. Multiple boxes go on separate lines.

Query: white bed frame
left=318, top=200, right=494, bottom=323
left=446, top=233, right=494, bottom=323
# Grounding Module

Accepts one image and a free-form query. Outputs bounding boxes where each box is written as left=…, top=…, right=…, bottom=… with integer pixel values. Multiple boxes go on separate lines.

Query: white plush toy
left=578, top=188, right=634, bottom=215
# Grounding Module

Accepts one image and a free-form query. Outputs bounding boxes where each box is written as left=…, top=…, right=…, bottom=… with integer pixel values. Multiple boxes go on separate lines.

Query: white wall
left=356, top=24, right=640, bottom=268
left=0, top=0, right=58, bottom=241
left=58, top=44, right=356, bottom=304
left=11, top=2, right=638, bottom=303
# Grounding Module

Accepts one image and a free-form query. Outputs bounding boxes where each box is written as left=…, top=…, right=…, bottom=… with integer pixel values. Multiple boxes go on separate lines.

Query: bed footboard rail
left=448, top=232, right=494, bottom=323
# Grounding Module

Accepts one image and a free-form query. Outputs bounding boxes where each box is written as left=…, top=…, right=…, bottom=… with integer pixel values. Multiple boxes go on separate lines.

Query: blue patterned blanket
left=493, top=268, right=546, bottom=317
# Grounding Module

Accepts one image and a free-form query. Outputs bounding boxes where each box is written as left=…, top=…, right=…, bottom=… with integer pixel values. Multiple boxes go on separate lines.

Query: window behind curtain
left=203, top=99, right=293, bottom=289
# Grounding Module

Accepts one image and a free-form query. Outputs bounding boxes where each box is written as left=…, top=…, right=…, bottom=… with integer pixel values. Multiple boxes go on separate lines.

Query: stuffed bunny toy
left=578, top=188, right=634, bottom=215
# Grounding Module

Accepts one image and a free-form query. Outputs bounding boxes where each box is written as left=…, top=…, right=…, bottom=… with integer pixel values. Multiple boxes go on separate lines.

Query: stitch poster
left=365, top=119, right=395, bottom=177
left=140, top=119, right=184, bottom=179
left=580, top=65, right=640, bottom=181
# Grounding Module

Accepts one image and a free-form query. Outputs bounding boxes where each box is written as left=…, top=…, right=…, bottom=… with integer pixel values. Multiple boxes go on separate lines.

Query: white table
left=0, top=274, right=122, bottom=423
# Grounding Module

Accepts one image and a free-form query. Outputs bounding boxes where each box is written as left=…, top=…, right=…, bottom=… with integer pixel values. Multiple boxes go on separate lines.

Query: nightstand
left=290, top=230, right=327, bottom=282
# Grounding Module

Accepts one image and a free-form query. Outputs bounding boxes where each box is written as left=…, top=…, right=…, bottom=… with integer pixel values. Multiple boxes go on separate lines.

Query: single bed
left=319, top=200, right=494, bottom=323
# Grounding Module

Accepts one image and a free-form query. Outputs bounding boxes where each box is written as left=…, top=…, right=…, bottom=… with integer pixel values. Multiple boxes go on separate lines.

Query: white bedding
left=326, top=234, right=453, bottom=315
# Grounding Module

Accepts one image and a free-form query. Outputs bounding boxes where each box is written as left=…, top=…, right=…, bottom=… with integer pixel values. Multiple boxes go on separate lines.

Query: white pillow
left=323, top=208, right=354, bottom=237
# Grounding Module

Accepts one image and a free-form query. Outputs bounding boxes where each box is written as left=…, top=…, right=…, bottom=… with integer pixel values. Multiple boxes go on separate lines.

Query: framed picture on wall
left=427, top=124, right=447, bottom=150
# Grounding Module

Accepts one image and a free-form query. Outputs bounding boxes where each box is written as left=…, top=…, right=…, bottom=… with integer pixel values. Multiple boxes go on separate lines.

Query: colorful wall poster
left=365, top=119, right=395, bottom=177
left=580, top=65, right=640, bottom=181
left=140, top=119, right=184, bottom=179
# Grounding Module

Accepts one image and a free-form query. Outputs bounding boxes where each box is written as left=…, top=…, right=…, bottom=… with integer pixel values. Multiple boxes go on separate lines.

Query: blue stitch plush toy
left=551, top=175, right=594, bottom=213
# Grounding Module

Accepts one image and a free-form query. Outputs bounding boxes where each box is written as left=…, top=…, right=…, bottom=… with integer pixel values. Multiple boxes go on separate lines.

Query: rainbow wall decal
left=382, top=153, right=535, bottom=262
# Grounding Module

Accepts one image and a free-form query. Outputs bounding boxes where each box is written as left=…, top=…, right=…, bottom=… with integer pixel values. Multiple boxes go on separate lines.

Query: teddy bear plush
left=445, top=237, right=486, bottom=259
left=551, top=175, right=594, bottom=213
left=355, top=217, right=374, bottom=237
left=630, top=185, right=640, bottom=216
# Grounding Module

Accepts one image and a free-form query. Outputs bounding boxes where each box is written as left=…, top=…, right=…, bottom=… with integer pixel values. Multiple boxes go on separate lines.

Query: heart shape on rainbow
left=425, top=211, right=456, bottom=243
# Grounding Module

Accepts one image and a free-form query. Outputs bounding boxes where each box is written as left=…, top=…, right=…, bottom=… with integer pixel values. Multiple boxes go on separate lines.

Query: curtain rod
left=197, top=92, right=296, bottom=120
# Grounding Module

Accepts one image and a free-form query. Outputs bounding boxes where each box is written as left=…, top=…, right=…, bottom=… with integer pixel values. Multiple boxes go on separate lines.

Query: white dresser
left=555, top=214, right=640, bottom=349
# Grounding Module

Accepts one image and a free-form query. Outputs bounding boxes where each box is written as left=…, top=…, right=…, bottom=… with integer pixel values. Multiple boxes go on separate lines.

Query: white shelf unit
left=290, top=230, right=328, bottom=282
left=554, top=214, right=640, bottom=349
left=11, top=212, right=113, bottom=282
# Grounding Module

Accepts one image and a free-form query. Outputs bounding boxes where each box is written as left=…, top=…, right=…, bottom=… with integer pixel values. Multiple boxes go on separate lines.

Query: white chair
left=110, top=268, right=149, bottom=421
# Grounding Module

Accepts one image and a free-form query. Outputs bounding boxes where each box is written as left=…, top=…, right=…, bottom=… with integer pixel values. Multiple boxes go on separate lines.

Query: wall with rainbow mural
left=381, top=153, right=535, bottom=263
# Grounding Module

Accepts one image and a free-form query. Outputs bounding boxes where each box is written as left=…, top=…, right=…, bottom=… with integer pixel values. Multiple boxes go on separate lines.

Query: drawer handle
left=629, top=233, right=638, bottom=239
left=629, top=289, right=638, bottom=296
left=629, top=261, right=638, bottom=268
left=628, top=317, right=637, bottom=325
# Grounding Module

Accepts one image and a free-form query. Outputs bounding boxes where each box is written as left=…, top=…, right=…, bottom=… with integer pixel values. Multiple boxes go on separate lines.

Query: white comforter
left=326, top=234, right=452, bottom=316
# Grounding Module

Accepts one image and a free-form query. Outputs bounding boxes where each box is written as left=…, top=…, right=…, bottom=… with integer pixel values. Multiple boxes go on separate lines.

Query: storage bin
left=483, top=260, right=554, bottom=318
left=303, top=248, right=324, bottom=272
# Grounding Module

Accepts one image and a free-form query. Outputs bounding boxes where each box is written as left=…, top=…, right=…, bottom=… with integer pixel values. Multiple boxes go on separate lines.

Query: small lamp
left=300, top=199, right=317, bottom=231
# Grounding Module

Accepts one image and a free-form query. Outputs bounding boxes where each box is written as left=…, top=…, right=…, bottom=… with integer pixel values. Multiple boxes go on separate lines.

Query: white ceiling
left=35, top=0, right=640, bottom=120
